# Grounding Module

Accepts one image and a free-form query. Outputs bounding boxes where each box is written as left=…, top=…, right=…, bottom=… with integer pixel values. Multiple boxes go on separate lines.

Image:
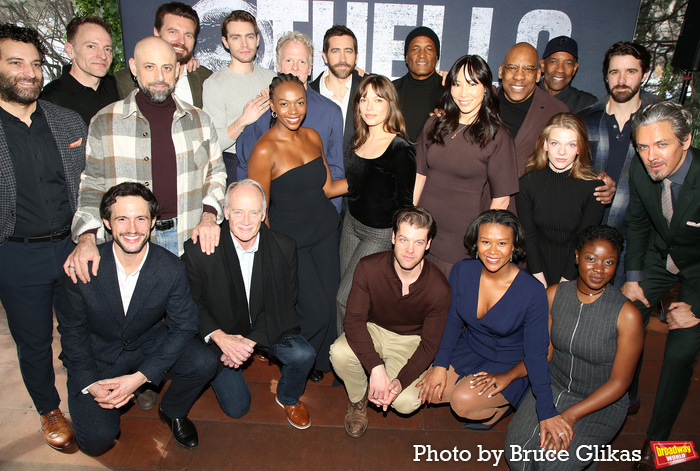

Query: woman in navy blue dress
left=418, top=210, right=571, bottom=447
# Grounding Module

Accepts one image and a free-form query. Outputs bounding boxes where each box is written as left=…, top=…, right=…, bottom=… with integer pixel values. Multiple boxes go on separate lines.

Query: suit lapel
left=669, top=151, right=699, bottom=237
left=249, top=249, right=264, bottom=322
left=124, top=245, right=159, bottom=329
left=95, top=244, right=126, bottom=326
left=220, top=231, right=249, bottom=314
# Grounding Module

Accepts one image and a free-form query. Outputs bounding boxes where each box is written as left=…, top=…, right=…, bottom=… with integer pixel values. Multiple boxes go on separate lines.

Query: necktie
left=662, top=178, right=679, bottom=274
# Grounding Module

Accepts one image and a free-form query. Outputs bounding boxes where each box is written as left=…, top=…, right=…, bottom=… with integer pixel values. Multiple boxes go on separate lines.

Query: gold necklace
left=451, top=124, right=468, bottom=139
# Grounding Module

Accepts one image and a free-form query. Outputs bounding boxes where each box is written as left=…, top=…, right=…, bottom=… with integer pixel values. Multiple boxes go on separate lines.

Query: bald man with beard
left=66, top=36, right=226, bottom=282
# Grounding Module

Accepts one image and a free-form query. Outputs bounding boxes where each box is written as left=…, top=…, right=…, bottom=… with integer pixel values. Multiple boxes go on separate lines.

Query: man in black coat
left=55, top=183, right=216, bottom=454
left=182, top=180, right=315, bottom=429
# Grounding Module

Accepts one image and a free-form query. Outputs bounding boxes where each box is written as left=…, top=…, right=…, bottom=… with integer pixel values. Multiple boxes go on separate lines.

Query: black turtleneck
left=393, top=72, right=444, bottom=142
left=499, top=88, right=535, bottom=140
left=136, top=89, right=178, bottom=219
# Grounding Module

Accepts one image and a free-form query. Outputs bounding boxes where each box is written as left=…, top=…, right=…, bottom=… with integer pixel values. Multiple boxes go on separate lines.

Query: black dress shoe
left=158, top=407, right=198, bottom=449
left=308, top=369, right=324, bottom=383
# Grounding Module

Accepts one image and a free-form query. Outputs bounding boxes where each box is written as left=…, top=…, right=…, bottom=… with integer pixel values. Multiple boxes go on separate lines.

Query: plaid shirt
left=72, top=90, right=226, bottom=255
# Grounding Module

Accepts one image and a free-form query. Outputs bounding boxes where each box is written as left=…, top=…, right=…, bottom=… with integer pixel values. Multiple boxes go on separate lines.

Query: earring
left=271, top=111, right=277, bottom=118
left=510, top=253, right=513, bottom=263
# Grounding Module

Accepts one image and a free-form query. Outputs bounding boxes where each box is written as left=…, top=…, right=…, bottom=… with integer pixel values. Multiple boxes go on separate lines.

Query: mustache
left=14, top=75, right=40, bottom=85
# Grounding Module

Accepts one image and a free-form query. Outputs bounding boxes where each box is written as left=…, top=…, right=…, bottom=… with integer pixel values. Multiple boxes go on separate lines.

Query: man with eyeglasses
left=497, top=42, right=569, bottom=174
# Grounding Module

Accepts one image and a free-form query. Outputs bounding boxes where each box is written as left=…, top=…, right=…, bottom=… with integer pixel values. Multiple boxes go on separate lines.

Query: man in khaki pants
left=330, top=207, right=450, bottom=438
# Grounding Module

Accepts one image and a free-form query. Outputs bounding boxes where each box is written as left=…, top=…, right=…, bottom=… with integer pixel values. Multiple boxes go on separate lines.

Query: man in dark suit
left=55, top=183, right=216, bottom=454
left=182, top=180, right=315, bottom=429
left=309, top=25, right=363, bottom=164
left=0, top=23, right=87, bottom=451
left=621, top=102, right=700, bottom=470
left=115, top=2, right=212, bottom=108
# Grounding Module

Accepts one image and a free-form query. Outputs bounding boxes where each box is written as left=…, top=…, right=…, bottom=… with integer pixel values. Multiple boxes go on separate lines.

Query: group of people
left=0, top=3, right=698, bottom=471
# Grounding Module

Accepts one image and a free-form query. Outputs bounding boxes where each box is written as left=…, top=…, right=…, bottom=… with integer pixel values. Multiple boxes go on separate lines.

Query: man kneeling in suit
left=56, top=182, right=217, bottom=454
left=182, top=179, right=315, bottom=429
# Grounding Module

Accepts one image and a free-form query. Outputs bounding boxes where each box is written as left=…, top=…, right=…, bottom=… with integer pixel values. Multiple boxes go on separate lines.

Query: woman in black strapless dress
left=248, top=74, right=347, bottom=378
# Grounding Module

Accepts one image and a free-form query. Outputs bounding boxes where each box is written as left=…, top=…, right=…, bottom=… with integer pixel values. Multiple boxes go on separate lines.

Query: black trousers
left=69, top=337, right=216, bottom=455
left=0, top=237, right=73, bottom=415
left=631, top=260, right=700, bottom=440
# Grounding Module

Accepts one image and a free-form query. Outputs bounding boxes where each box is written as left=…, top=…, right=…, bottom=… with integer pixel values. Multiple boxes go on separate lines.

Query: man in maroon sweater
left=330, top=207, right=450, bottom=438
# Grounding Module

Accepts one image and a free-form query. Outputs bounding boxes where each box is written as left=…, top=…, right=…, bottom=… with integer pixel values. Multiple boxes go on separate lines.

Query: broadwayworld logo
left=651, top=441, right=698, bottom=468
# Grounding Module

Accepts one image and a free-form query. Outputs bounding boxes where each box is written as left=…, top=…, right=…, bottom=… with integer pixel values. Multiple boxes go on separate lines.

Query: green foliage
left=73, top=0, right=124, bottom=73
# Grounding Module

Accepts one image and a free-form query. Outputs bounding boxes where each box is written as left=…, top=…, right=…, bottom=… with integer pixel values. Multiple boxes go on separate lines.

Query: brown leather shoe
left=275, top=396, right=310, bottom=429
left=344, top=395, right=368, bottom=438
left=627, top=397, right=641, bottom=416
left=631, top=439, right=656, bottom=470
left=40, top=409, right=74, bottom=450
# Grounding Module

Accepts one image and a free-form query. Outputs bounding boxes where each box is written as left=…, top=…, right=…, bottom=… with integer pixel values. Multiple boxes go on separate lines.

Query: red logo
left=651, top=441, right=698, bottom=468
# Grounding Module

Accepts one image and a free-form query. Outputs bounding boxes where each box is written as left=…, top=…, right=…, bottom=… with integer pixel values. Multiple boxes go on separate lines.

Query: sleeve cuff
left=625, top=270, right=645, bottom=282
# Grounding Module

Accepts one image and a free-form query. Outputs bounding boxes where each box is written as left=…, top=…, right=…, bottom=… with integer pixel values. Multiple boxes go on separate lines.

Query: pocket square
left=69, top=138, right=83, bottom=148
left=686, top=221, right=700, bottom=227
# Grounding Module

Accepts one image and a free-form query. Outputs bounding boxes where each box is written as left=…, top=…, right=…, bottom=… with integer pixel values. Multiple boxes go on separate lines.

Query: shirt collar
left=230, top=230, right=260, bottom=255
left=113, top=242, right=150, bottom=278
left=668, top=150, right=693, bottom=186
left=384, top=250, right=429, bottom=290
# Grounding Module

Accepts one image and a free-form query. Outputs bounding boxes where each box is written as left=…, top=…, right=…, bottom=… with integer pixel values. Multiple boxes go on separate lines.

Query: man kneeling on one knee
left=56, top=183, right=217, bottom=455
left=182, top=180, right=315, bottom=429
left=330, top=207, right=450, bottom=437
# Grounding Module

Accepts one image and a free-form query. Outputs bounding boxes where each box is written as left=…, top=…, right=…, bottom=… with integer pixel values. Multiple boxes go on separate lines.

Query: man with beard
left=581, top=41, right=658, bottom=287
left=65, top=36, right=225, bottom=283
left=621, top=102, right=700, bottom=470
left=310, top=25, right=364, bottom=161
left=40, top=16, right=119, bottom=124
left=0, top=23, right=86, bottom=451
left=236, top=31, right=344, bottom=213
left=330, top=207, right=449, bottom=438
left=115, top=2, right=211, bottom=108
left=56, top=182, right=217, bottom=454
left=538, top=36, right=597, bottom=113
left=203, top=10, right=275, bottom=185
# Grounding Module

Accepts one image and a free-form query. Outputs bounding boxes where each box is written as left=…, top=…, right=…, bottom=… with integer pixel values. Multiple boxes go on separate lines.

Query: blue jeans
left=211, top=333, right=314, bottom=417
left=155, top=224, right=178, bottom=255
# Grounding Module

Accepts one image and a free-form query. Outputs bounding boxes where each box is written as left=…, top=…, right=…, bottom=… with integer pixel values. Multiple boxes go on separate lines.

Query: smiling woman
left=247, top=73, right=347, bottom=378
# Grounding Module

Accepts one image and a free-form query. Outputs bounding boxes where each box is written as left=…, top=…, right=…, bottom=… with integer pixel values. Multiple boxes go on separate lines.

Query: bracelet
left=233, top=121, right=243, bottom=134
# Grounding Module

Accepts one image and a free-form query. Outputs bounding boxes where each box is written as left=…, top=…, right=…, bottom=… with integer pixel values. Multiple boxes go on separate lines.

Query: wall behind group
left=119, top=0, right=643, bottom=100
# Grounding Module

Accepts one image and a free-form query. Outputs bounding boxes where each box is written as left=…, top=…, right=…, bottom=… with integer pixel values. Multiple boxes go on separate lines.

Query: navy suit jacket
left=56, top=242, right=200, bottom=395
left=625, top=147, right=700, bottom=315
left=0, top=100, right=87, bottom=244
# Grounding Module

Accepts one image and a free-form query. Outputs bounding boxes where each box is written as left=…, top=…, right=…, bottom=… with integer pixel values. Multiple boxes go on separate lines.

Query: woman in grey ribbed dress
left=505, top=226, right=643, bottom=470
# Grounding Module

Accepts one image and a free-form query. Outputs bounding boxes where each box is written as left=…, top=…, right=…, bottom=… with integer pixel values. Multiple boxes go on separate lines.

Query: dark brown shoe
left=41, top=408, right=74, bottom=450
left=631, top=439, right=655, bottom=470
left=344, top=395, right=368, bottom=438
left=276, top=396, right=310, bottom=429
left=627, top=397, right=641, bottom=416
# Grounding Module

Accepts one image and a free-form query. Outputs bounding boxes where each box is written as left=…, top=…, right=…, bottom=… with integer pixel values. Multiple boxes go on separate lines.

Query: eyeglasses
left=502, top=65, right=538, bottom=76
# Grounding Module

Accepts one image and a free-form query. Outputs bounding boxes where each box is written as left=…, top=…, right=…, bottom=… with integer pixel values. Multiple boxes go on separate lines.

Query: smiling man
left=203, top=10, right=275, bottom=185
left=236, top=31, right=344, bottom=214
left=41, top=16, right=119, bottom=123
left=56, top=182, right=216, bottom=454
left=182, top=180, right=315, bottom=429
left=622, top=102, right=700, bottom=470
left=498, top=42, right=569, bottom=174
left=330, top=206, right=450, bottom=438
left=392, top=26, right=444, bottom=141
left=115, top=2, right=211, bottom=108
left=0, top=23, right=87, bottom=452
left=538, top=36, right=597, bottom=113
left=65, top=36, right=225, bottom=281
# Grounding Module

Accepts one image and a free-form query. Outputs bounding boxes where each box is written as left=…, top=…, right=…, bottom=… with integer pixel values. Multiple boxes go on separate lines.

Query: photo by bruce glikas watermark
left=413, top=445, right=643, bottom=466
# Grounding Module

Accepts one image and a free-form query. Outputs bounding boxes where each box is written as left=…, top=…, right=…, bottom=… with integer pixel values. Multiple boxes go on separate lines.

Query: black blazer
left=182, top=224, right=299, bottom=361
left=309, top=69, right=363, bottom=165
left=625, top=147, right=700, bottom=313
left=56, top=242, right=200, bottom=395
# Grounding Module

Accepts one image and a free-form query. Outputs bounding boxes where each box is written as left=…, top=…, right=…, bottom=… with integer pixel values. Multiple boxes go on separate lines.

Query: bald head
left=499, top=42, right=541, bottom=103
left=129, top=36, right=179, bottom=103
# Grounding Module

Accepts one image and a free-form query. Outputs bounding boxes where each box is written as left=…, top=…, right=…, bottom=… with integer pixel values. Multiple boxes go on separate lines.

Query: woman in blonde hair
left=336, top=75, right=416, bottom=333
left=515, top=112, right=605, bottom=287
